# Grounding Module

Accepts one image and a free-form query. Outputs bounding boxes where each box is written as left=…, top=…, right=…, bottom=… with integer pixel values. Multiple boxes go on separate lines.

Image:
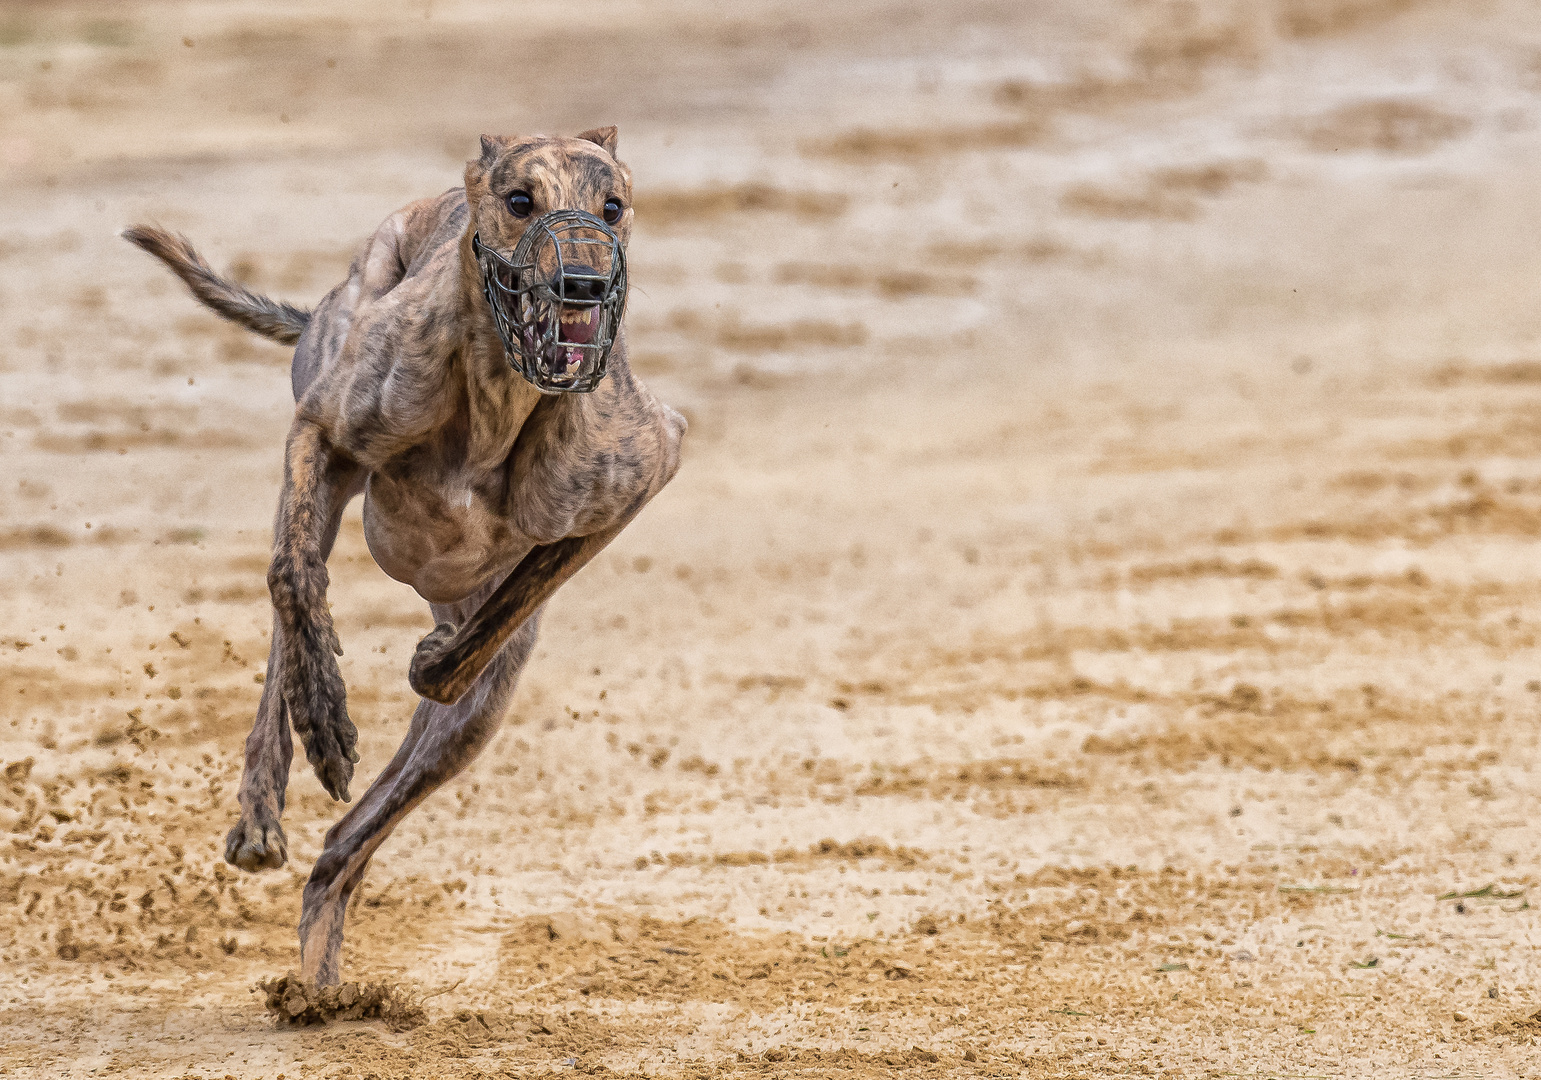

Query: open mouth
left=529, top=305, right=601, bottom=379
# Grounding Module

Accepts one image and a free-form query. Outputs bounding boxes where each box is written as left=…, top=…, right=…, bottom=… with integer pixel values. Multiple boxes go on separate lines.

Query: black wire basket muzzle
left=471, top=209, right=628, bottom=394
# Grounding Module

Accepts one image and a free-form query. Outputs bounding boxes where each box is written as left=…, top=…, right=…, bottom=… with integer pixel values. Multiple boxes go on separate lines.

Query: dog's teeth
left=560, top=310, right=588, bottom=324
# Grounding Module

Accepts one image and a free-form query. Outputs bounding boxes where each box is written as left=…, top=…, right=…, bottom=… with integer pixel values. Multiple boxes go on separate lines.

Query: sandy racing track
left=9, top=0, right=1541, bottom=1075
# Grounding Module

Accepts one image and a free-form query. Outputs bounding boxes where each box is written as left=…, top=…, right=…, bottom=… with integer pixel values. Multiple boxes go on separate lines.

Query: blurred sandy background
left=5, top=0, right=1541, bottom=1075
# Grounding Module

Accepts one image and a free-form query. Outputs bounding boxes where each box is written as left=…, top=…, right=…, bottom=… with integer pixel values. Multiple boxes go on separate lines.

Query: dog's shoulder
left=394, top=188, right=470, bottom=275
left=293, top=188, right=473, bottom=427
left=588, top=348, right=687, bottom=479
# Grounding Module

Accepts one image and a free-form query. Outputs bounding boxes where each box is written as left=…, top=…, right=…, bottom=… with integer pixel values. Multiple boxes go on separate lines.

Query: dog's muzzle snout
left=557, top=269, right=607, bottom=303
left=471, top=209, right=628, bottom=394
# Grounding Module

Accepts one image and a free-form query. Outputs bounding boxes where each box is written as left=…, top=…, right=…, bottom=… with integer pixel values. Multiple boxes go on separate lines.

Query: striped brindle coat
left=125, top=128, right=685, bottom=985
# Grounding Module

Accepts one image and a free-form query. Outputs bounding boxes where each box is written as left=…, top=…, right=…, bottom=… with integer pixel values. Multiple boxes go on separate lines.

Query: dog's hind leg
left=227, top=469, right=364, bottom=872
left=296, top=583, right=539, bottom=985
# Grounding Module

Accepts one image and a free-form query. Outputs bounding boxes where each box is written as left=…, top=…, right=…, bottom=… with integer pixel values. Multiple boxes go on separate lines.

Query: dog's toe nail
left=234, top=847, right=259, bottom=872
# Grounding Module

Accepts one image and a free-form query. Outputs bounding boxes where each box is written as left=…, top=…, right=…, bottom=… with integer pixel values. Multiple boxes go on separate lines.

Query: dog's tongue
left=558, top=306, right=599, bottom=345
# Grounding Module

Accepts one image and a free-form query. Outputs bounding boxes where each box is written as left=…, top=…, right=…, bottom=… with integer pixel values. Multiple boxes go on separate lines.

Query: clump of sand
left=257, top=973, right=426, bottom=1030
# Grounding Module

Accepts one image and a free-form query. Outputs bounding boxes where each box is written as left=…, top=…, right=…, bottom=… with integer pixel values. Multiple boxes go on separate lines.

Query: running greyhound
left=124, top=127, right=685, bottom=985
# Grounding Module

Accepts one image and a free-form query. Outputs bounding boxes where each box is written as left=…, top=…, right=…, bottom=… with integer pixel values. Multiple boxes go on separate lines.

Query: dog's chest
left=360, top=457, right=524, bottom=604
left=356, top=381, right=667, bottom=605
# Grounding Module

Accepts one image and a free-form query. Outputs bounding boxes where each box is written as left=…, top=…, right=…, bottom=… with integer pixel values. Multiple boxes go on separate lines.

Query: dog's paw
left=408, top=622, right=461, bottom=705
left=225, top=813, right=289, bottom=872
left=413, top=621, right=458, bottom=663
left=283, top=648, right=358, bottom=803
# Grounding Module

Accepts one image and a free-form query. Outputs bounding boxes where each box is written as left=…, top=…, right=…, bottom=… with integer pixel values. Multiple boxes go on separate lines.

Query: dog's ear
left=478, top=134, right=501, bottom=167
left=576, top=126, right=619, bottom=155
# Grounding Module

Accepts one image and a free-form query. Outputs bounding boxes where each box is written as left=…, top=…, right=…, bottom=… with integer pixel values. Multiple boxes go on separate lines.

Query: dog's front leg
left=228, top=458, right=363, bottom=871
left=409, top=523, right=628, bottom=705
left=268, top=419, right=365, bottom=802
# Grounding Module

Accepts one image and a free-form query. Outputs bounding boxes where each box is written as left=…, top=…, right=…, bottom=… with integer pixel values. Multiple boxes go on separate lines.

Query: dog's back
left=288, top=189, right=469, bottom=400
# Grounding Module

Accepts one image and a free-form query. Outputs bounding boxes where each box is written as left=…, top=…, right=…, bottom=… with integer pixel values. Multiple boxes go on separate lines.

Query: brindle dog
left=124, top=128, right=684, bottom=985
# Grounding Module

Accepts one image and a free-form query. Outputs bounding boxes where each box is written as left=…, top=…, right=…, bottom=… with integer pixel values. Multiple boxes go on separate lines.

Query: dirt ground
left=8, top=0, right=1541, bottom=1076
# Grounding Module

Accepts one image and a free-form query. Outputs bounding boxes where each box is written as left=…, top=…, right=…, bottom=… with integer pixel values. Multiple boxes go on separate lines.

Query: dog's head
left=464, top=129, right=633, bottom=392
left=465, top=128, right=633, bottom=251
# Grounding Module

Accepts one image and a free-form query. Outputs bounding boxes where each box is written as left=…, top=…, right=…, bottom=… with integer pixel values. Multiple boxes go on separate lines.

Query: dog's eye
left=506, top=191, right=534, bottom=218
left=602, top=198, right=623, bottom=224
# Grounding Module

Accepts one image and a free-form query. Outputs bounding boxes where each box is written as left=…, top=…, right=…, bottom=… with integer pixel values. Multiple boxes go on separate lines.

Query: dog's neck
left=452, top=229, right=547, bottom=456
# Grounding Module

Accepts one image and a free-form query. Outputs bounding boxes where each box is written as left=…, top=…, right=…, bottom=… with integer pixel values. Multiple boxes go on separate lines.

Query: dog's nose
left=557, top=274, right=607, bottom=302
left=552, top=263, right=608, bottom=303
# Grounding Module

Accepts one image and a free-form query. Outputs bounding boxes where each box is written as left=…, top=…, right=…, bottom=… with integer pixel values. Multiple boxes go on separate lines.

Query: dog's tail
left=122, top=225, right=311, bottom=346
